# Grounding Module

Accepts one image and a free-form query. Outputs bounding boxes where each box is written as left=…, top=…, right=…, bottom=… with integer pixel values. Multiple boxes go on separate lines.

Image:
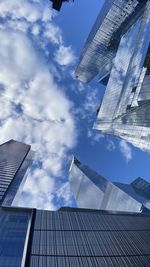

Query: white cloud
left=43, top=23, right=63, bottom=45
left=84, top=88, right=100, bottom=113
left=106, top=139, right=116, bottom=151
left=54, top=45, right=76, bottom=66
left=0, top=0, right=52, bottom=23
left=119, top=140, right=132, bottom=162
left=31, top=24, right=40, bottom=35
left=0, top=0, right=77, bottom=210
left=88, top=129, right=104, bottom=145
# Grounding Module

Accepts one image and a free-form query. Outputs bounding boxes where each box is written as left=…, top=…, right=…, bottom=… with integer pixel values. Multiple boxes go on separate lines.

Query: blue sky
left=0, top=0, right=149, bottom=210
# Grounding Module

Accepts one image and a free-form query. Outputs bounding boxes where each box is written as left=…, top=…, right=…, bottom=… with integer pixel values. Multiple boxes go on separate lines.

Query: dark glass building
left=1, top=206, right=150, bottom=267
left=27, top=208, right=150, bottom=266
left=69, top=157, right=150, bottom=213
left=0, top=139, right=34, bottom=207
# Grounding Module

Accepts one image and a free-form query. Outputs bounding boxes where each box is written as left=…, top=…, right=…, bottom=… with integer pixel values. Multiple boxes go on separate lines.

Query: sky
left=0, top=0, right=150, bottom=210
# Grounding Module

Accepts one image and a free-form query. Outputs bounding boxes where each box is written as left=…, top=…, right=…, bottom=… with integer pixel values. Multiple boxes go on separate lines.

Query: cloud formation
left=88, top=129, right=104, bottom=145
left=54, top=45, right=76, bottom=66
left=119, top=140, right=132, bottom=162
left=106, top=139, right=116, bottom=151
left=0, top=0, right=77, bottom=210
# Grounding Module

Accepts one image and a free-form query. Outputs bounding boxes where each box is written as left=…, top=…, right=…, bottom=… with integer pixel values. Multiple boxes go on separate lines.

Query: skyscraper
left=0, top=139, right=34, bottom=267
left=0, top=139, right=34, bottom=207
left=75, top=0, right=150, bottom=151
left=69, top=157, right=150, bottom=213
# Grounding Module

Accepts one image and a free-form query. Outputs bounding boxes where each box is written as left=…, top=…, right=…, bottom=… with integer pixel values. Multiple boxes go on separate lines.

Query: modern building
left=0, top=139, right=34, bottom=207
left=75, top=0, right=150, bottom=152
left=69, top=157, right=150, bottom=213
left=1, top=206, right=150, bottom=266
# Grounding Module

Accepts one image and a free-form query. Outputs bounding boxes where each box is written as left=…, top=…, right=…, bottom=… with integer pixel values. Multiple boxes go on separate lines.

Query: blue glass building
left=0, top=139, right=34, bottom=207
left=0, top=139, right=34, bottom=267
left=75, top=0, right=150, bottom=152
left=69, top=157, right=150, bottom=213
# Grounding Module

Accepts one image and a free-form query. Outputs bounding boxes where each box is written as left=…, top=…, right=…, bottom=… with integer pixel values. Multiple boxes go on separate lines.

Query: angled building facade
left=69, top=157, right=150, bottom=213
left=75, top=0, right=150, bottom=152
left=0, top=139, right=33, bottom=207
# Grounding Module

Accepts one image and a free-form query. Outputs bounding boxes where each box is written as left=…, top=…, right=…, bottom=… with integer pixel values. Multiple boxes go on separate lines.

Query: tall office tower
left=0, top=139, right=33, bottom=207
left=69, top=157, right=150, bottom=213
left=1, top=206, right=150, bottom=267
left=75, top=0, right=150, bottom=151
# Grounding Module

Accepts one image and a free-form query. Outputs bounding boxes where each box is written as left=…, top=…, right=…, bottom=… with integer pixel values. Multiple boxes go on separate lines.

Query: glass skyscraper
left=69, top=157, right=150, bottom=213
left=75, top=0, right=150, bottom=152
left=0, top=139, right=34, bottom=267
left=0, top=139, right=34, bottom=207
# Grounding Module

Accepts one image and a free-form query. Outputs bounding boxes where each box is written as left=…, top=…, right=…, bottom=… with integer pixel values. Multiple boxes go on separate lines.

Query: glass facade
left=75, top=0, right=147, bottom=83
left=76, top=0, right=150, bottom=152
left=94, top=0, right=150, bottom=152
left=28, top=208, right=150, bottom=267
left=69, top=157, right=150, bottom=212
left=0, top=140, right=33, bottom=267
left=0, top=207, right=31, bottom=267
left=2, top=206, right=150, bottom=267
left=0, top=139, right=33, bottom=207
